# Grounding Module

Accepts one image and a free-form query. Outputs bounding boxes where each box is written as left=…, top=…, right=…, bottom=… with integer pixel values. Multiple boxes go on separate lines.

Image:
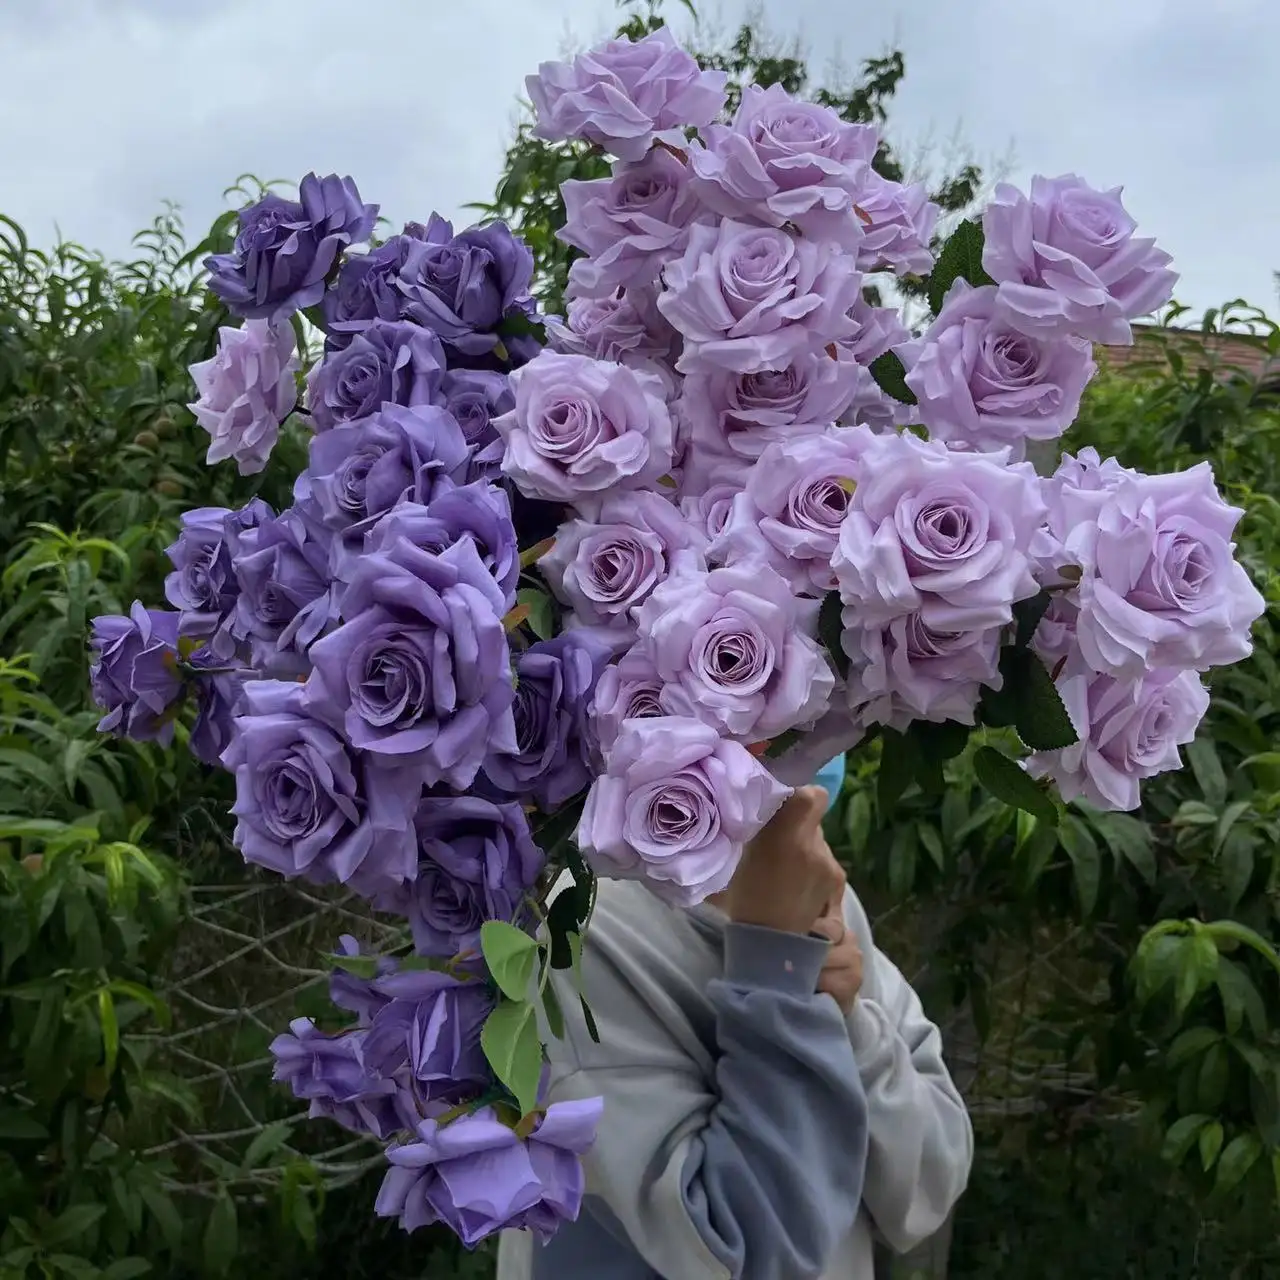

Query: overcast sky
left=2, top=0, right=1276, bottom=319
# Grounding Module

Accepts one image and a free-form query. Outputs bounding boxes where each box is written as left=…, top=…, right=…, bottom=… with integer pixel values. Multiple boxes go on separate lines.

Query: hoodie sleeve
left=846, top=944, right=974, bottom=1254
left=539, top=922, right=869, bottom=1280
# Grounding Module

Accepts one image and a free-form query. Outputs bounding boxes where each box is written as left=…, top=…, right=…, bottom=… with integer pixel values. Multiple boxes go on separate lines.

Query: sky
left=2, top=0, right=1276, bottom=319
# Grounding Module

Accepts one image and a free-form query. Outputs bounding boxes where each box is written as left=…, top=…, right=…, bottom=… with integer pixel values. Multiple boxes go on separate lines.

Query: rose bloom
left=545, top=288, right=678, bottom=368
left=576, top=715, right=790, bottom=906
left=658, top=219, right=864, bottom=374
left=982, top=174, right=1177, bottom=344
left=589, top=644, right=669, bottom=751
left=849, top=169, right=939, bottom=277
left=89, top=602, right=183, bottom=745
left=527, top=26, right=727, bottom=161
left=1028, top=663, right=1210, bottom=812
left=679, top=468, right=746, bottom=544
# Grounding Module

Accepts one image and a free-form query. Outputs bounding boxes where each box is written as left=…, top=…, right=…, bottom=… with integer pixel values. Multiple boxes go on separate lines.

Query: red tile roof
left=1099, top=323, right=1280, bottom=385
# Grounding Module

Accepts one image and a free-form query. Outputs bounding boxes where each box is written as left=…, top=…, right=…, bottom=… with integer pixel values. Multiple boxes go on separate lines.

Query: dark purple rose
left=90, top=602, right=183, bottom=745
left=307, top=320, right=447, bottom=431
left=398, top=215, right=537, bottom=359
left=438, top=368, right=513, bottom=483
left=304, top=535, right=517, bottom=790
left=187, top=645, right=248, bottom=767
left=329, top=935, right=396, bottom=1025
left=230, top=506, right=338, bottom=676
left=204, top=173, right=378, bottom=323
left=164, top=506, right=242, bottom=651
left=321, top=226, right=430, bottom=343
left=483, top=631, right=613, bottom=810
left=223, top=679, right=422, bottom=898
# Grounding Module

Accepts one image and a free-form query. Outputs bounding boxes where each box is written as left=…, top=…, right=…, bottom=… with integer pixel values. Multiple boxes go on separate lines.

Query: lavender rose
left=493, top=351, right=675, bottom=506
left=483, top=631, right=614, bottom=810
left=307, top=320, right=446, bottom=431
left=849, top=170, right=939, bottom=277
left=689, top=83, right=876, bottom=248
left=89, top=602, right=183, bottom=745
left=831, top=428, right=1046, bottom=631
left=678, top=467, right=745, bottom=542
left=577, top=715, right=790, bottom=905
left=657, top=219, right=863, bottom=374
left=634, top=553, right=835, bottom=742
left=906, top=281, right=1096, bottom=455
left=545, top=288, right=678, bottom=368
left=321, top=226, right=428, bottom=343
left=1028, top=664, right=1210, bottom=812
left=188, top=320, right=299, bottom=475
left=527, top=26, right=726, bottom=161
left=187, top=645, right=248, bottom=767
left=982, top=174, right=1178, bottom=344
left=589, top=645, right=670, bottom=750
left=539, top=490, right=708, bottom=634
left=438, top=368, right=513, bottom=482
left=304, top=535, right=517, bottom=789
left=222, top=679, right=421, bottom=898
left=838, top=293, right=913, bottom=368
left=204, top=173, right=378, bottom=322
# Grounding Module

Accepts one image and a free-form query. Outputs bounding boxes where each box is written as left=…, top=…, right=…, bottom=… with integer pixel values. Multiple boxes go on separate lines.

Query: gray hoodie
left=496, top=877, right=972, bottom=1280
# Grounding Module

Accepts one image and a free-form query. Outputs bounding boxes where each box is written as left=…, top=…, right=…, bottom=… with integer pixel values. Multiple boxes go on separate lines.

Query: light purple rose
left=527, top=26, right=726, bottom=162
left=840, top=362, right=917, bottom=432
left=657, top=220, right=863, bottom=374
left=539, top=490, right=707, bottom=634
left=679, top=469, right=744, bottom=543
left=493, top=351, right=675, bottom=506
left=837, top=293, right=913, bottom=368
left=222, top=679, right=421, bottom=898
left=841, top=611, right=1004, bottom=732
left=906, top=281, right=1096, bottom=455
left=831, top=427, right=1046, bottom=630
left=689, top=83, right=875, bottom=248
left=634, top=553, right=835, bottom=742
left=376, top=1098, right=603, bottom=1244
left=982, top=174, right=1178, bottom=344
left=711, top=427, right=874, bottom=595
left=1052, top=462, right=1264, bottom=676
left=589, top=645, right=669, bottom=751
left=849, top=170, right=939, bottom=277
left=545, top=288, right=678, bottom=368
left=188, top=320, right=299, bottom=475
left=304, top=535, right=517, bottom=790
left=560, top=148, right=706, bottom=296
left=577, top=715, right=790, bottom=905
left=89, top=602, right=183, bottom=745
left=307, top=320, right=447, bottom=431
left=1028, top=664, right=1210, bottom=811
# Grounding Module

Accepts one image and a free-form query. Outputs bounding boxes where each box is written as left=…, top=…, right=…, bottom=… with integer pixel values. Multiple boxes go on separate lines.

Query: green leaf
left=203, top=1191, right=238, bottom=1278
left=1012, top=589, right=1052, bottom=652
left=579, top=995, right=601, bottom=1044
left=844, top=789, right=871, bottom=855
left=914, top=720, right=970, bottom=764
left=1168, top=1025, right=1221, bottom=1069
left=1214, top=1133, right=1263, bottom=1196
left=0, top=1107, right=48, bottom=1140
left=877, top=728, right=918, bottom=817
left=1186, top=737, right=1228, bottom=808
left=1060, top=816, right=1101, bottom=916
left=926, top=219, right=995, bottom=316
left=1010, top=652, right=1078, bottom=752
left=973, top=746, right=1057, bottom=824
left=481, top=998, right=543, bottom=1117
left=917, top=822, right=944, bottom=871
left=888, top=824, right=918, bottom=898
left=1161, top=1112, right=1209, bottom=1165
left=480, top=921, right=541, bottom=1002
left=1198, top=1041, right=1230, bottom=1111
left=516, top=587, right=556, bottom=641
left=102, top=1261, right=151, bottom=1280
left=97, top=988, right=119, bottom=1078
left=1088, top=810, right=1156, bottom=886
left=867, top=350, right=918, bottom=405
left=242, top=1120, right=292, bottom=1170
left=45, top=1204, right=106, bottom=1247
left=540, top=973, right=566, bottom=1041
left=1199, top=1121, right=1225, bottom=1171
left=817, top=591, right=849, bottom=679
left=140, top=1186, right=183, bottom=1255
left=1215, top=958, right=1267, bottom=1038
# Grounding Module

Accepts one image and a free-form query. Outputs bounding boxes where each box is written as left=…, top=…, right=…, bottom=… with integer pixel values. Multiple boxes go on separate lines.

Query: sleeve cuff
left=722, top=923, right=830, bottom=996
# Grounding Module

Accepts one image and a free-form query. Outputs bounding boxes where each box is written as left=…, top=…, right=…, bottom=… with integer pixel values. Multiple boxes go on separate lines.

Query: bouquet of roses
left=88, top=23, right=1264, bottom=1251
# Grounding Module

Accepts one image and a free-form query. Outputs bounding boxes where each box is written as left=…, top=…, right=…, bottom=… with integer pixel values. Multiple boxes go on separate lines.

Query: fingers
left=810, top=915, right=846, bottom=944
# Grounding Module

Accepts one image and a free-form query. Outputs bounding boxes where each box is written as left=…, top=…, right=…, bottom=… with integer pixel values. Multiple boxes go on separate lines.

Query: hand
left=722, top=786, right=846, bottom=936
left=812, top=909, right=863, bottom=1016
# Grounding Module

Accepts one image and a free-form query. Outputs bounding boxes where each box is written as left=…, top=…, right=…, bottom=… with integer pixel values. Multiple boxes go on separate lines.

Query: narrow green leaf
left=1060, top=816, right=1101, bottom=916
left=1199, top=1121, right=1225, bottom=1171
left=242, top=1120, right=292, bottom=1171
left=1214, top=1133, right=1263, bottom=1195
left=972, top=746, right=1057, bottom=824
left=203, top=1191, right=238, bottom=1278
left=102, top=1261, right=151, bottom=1280
left=480, top=921, right=541, bottom=1002
left=140, top=1187, right=183, bottom=1255
left=541, top=974, right=566, bottom=1041
left=888, top=824, right=918, bottom=898
left=45, top=1204, right=105, bottom=1246
left=481, top=999, right=543, bottom=1117
left=1161, top=1113, right=1209, bottom=1165
left=1186, top=736, right=1228, bottom=808
left=97, top=988, right=119, bottom=1078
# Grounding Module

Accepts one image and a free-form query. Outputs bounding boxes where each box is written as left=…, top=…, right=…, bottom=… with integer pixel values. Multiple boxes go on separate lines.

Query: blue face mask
left=813, top=754, right=847, bottom=814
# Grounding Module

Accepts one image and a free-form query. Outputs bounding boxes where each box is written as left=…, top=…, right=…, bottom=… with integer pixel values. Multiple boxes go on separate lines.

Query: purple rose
left=689, top=83, right=876, bottom=248
left=397, top=215, right=537, bottom=359
left=321, top=226, right=429, bottom=343
left=204, top=173, right=378, bottom=322
left=493, top=351, right=675, bottom=506
left=187, top=645, right=248, bottom=767
left=635, top=552, right=835, bottom=742
left=678, top=350, right=859, bottom=467
left=299, top=403, right=470, bottom=551
left=383, top=795, right=544, bottom=957
left=837, top=293, right=913, bottom=368
left=376, top=1098, right=603, bottom=1244
left=361, top=967, right=495, bottom=1101
left=230, top=506, right=337, bottom=676
left=1028, top=664, right=1210, bottom=812
left=483, top=632, right=613, bottom=810
left=561, top=148, right=707, bottom=297
left=1052, top=462, right=1264, bottom=676
left=589, top=645, right=669, bottom=751
left=657, top=220, right=863, bottom=374
left=577, top=715, right=790, bottom=905
left=841, top=611, right=1004, bottom=732
left=307, top=320, right=447, bottom=431
left=304, top=535, right=517, bottom=790
left=906, top=282, right=1096, bottom=455
left=222, top=679, right=422, bottom=898
left=831, top=428, right=1046, bottom=630
left=982, top=174, right=1178, bottom=344
left=712, top=427, right=874, bottom=595
left=545, top=288, right=678, bottom=368
left=164, top=504, right=251, bottom=649
left=438, top=368, right=513, bottom=482
left=679, top=468, right=744, bottom=542
left=188, top=320, right=299, bottom=475
left=539, top=490, right=707, bottom=634
left=527, top=26, right=726, bottom=162
left=849, top=171, right=939, bottom=277
left=329, top=935, right=396, bottom=1025
left=90, top=602, right=183, bottom=745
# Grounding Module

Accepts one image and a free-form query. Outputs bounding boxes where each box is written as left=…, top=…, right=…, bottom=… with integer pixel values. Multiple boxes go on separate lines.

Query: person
left=496, top=755, right=973, bottom=1280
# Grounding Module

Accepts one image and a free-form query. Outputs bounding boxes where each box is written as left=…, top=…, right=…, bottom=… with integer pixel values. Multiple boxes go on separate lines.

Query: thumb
left=810, top=915, right=845, bottom=944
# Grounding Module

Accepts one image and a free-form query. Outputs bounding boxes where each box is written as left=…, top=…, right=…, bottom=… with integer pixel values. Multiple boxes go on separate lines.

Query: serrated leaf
left=481, top=999, right=543, bottom=1117
left=867, top=350, right=918, bottom=405
left=817, top=591, right=849, bottom=679
left=480, top=921, right=541, bottom=1002
left=973, top=746, right=1057, bottom=824
left=1012, top=589, right=1052, bottom=651
left=1011, top=652, right=1078, bottom=752
left=926, top=219, right=996, bottom=316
